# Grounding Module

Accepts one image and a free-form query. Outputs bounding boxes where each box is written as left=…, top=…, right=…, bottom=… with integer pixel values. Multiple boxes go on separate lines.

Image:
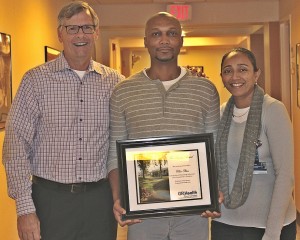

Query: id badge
left=254, top=140, right=267, bottom=174
left=253, top=161, right=267, bottom=174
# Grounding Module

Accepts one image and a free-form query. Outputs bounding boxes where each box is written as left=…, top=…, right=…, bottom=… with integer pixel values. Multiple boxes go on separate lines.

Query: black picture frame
left=44, top=46, right=60, bottom=62
left=0, top=32, right=12, bottom=130
left=117, top=133, right=219, bottom=220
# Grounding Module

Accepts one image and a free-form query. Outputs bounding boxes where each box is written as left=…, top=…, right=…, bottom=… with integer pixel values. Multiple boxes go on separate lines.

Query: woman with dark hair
left=212, top=47, right=296, bottom=240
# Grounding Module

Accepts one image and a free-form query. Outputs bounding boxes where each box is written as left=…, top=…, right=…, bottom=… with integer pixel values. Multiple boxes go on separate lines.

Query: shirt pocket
left=40, top=85, right=78, bottom=128
left=83, top=89, right=110, bottom=130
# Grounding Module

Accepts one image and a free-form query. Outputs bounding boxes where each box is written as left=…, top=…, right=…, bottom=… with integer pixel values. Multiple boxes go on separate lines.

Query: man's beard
left=155, top=55, right=175, bottom=62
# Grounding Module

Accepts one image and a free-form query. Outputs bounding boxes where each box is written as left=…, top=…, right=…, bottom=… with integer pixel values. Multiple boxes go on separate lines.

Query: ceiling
left=83, top=0, right=278, bottom=49
left=85, top=0, right=277, bottom=4
left=83, top=0, right=276, bottom=35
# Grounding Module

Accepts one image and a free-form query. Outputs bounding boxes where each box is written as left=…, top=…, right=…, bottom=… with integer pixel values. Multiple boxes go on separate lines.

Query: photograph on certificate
left=132, top=149, right=203, bottom=205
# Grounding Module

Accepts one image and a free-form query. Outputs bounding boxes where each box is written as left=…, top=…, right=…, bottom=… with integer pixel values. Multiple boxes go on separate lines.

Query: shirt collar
left=49, top=52, right=103, bottom=75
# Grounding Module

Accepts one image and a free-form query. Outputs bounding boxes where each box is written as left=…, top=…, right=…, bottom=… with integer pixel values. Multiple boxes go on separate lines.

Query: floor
left=116, top=226, right=127, bottom=240
left=298, top=222, right=300, bottom=240
left=116, top=222, right=300, bottom=240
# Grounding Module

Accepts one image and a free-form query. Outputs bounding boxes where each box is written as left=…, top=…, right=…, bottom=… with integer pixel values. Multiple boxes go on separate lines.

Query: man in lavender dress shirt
left=3, top=2, right=124, bottom=240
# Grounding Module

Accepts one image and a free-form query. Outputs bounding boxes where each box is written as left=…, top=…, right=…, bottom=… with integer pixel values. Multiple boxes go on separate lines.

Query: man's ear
left=57, top=27, right=63, bottom=43
left=94, top=27, right=99, bottom=40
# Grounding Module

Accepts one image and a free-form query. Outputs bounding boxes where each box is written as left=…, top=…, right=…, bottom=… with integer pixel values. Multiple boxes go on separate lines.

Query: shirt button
left=80, top=99, right=83, bottom=102
left=79, top=158, right=82, bottom=160
left=79, top=138, right=82, bottom=141
left=79, top=118, right=83, bottom=122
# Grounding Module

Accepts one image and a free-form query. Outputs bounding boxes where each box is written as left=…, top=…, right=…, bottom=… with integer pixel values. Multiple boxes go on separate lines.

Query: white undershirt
left=72, top=69, right=86, bottom=79
left=143, top=67, right=187, bottom=90
left=232, top=106, right=250, bottom=123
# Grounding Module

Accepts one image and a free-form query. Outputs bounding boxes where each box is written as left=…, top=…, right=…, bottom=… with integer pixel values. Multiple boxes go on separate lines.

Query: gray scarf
left=215, top=85, right=264, bottom=209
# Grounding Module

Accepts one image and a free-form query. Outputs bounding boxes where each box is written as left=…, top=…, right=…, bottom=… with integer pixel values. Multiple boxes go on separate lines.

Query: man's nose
left=160, top=34, right=170, bottom=44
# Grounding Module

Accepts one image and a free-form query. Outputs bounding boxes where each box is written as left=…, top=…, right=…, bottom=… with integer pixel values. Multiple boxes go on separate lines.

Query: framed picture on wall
left=296, top=43, right=300, bottom=108
left=44, top=46, right=60, bottom=62
left=0, top=32, right=12, bottom=130
left=185, top=65, right=206, bottom=77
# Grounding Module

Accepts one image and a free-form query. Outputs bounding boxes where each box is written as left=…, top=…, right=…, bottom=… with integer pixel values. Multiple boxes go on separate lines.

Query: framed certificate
left=116, top=133, right=219, bottom=220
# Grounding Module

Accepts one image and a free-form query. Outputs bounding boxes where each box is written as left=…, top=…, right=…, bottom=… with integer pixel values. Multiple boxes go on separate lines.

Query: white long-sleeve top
left=215, top=94, right=296, bottom=240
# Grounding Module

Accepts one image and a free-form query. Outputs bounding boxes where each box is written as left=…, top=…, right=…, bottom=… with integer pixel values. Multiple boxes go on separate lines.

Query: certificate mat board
left=116, top=133, right=219, bottom=220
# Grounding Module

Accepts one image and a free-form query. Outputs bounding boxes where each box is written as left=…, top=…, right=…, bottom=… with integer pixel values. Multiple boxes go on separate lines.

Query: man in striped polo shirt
left=108, top=12, right=221, bottom=240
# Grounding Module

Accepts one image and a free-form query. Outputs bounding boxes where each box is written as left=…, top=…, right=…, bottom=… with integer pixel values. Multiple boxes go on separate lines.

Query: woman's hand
left=200, top=191, right=223, bottom=219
